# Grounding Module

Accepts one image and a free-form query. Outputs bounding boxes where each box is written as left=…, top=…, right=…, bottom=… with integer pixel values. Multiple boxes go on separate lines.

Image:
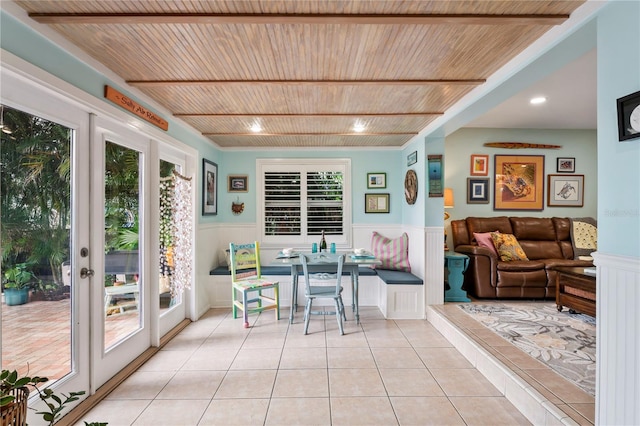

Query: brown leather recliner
left=451, top=216, right=593, bottom=299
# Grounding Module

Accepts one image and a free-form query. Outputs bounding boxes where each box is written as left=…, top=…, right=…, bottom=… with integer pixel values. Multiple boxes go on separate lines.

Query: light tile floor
left=75, top=307, right=532, bottom=426
left=432, top=302, right=595, bottom=425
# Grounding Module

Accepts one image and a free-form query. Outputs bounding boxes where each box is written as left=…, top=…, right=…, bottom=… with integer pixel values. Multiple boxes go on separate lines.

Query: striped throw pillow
left=370, top=231, right=411, bottom=272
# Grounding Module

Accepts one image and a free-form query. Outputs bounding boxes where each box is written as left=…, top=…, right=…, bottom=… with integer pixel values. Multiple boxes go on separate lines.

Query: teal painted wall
left=401, top=138, right=427, bottom=227
left=597, top=1, right=640, bottom=257
left=217, top=150, right=402, bottom=224
left=445, top=128, right=598, bottom=221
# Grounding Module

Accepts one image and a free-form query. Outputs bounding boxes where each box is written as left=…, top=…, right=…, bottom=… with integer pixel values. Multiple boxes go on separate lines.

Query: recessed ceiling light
left=250, top=122, right=262, bottom=133
left=353, top=121, right=366, bottom=133
left=530, top=96, right=547, bottom=105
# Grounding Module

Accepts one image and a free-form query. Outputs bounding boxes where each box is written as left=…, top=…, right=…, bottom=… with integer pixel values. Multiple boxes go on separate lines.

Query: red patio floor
left=2, top=297, right=138, bottom=383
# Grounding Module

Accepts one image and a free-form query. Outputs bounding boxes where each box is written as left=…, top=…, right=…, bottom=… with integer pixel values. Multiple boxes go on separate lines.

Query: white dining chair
left=300, top=253, right=346, bottom=335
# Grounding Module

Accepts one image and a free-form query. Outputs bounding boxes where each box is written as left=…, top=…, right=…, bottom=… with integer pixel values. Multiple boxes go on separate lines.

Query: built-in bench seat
left=209, top=265, right=423, bottom=320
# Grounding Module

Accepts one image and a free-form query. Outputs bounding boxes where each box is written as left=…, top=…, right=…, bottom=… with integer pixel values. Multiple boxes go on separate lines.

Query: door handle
left=80, top=267, right=95, bottom=279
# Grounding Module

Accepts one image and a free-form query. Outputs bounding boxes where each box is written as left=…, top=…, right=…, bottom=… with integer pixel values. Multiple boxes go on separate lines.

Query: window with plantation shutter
left=258, top=159, right=351, bottom=246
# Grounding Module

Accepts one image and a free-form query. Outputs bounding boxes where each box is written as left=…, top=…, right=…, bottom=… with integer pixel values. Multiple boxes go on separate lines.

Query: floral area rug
left=458, top=303, right=595, bottom=396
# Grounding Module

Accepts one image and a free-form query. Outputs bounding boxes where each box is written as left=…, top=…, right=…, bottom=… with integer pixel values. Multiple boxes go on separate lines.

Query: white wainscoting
left=592, top=252, right=640, bottom=426
left=425, top=227, right=445, bottom=306
left=199, top=223, right=428, bottom=319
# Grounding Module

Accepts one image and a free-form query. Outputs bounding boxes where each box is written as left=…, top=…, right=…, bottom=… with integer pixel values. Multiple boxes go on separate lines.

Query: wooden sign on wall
left=104, top=85, right=168, bottom=131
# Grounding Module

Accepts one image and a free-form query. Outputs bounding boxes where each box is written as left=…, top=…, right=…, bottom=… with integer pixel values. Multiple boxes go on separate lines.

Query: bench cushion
left=375, top=269, right=423, bottom=285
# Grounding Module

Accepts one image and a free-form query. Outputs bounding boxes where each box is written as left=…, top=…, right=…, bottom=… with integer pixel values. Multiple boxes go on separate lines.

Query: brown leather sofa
left=451, top=216, right=593, bottom=299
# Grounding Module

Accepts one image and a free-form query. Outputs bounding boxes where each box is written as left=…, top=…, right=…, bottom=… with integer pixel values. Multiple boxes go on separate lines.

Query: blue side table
left=445, top=251, right=470, bottom=302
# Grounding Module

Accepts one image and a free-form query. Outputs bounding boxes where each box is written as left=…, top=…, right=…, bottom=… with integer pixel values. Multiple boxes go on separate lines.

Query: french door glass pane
left=103, top=141, right=141, bottom=350
left=1, top=104, right=73, bottom=383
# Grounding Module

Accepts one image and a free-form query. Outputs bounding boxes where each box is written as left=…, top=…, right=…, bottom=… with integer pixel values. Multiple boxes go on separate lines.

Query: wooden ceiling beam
left=128, top=79, right=485, bottom=87
left=176, top=112, right=443, bottom=118
left=202, top=132, right=418, bottom=136
left=29, top=13, right=568, bottom=26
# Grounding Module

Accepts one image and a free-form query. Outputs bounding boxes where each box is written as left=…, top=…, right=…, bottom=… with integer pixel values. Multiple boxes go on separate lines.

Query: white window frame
left=257, top=158, right=351, bottom=248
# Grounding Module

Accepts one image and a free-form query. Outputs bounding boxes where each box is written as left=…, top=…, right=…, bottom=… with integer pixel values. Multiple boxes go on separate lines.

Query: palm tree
left=1, top=104, right=71, bottom=286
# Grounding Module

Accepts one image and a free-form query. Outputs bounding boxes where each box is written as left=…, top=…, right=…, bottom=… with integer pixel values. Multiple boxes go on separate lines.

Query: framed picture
left=365, top=193, right=390, bottom=213
left=494, top=155, right=544, bottom=211
left=547, top=174, right=584, bottom=207
left=367, top=172, right=387, bottom=189
left=470, top=154, right=489, bottom=176
left=556, top=157, right=575, bottom=173
left=616, top=89, right=640, bottom=141
left=427, top=154, right=444, bottom=197
left=202, top=159, right=218, bottom=215
left=467, top=178, right=490, bottom=204
left=228, top=175, right=248, bottom=192
left=407, top=151, right=417, bottom=166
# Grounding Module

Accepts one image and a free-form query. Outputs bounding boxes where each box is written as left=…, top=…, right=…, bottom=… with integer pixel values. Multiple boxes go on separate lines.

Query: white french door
left=90, top=116, right=151, bottom=389
left=1, top=69, right=91, bottom=415
left=2, top=59, right=195, bottom=419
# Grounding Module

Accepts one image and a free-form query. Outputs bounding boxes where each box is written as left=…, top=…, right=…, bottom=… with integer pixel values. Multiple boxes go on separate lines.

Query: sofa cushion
left=518, top=240, right=564, bottom=260
left=370, top=231, right=411, bottom=272
left=467, top=216, right=513, bottom=235
left=473, top=232, right=499, bottom=256
left=497, top=260, right=546, bottom=271
left=552, top=217, right=572, bottom=241
left=510, top=217, right=557, bottom=240
left=491, top=232, right=529, bottom=262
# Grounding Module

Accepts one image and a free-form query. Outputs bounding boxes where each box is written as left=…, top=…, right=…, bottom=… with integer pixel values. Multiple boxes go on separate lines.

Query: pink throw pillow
left=370, top=231, right=411, bottom=272
left=473, top=232, right=499, bottom=257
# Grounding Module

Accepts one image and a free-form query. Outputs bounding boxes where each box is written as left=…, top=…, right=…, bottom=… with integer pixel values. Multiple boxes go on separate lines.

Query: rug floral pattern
left=459, top=303, right=595, bottom=396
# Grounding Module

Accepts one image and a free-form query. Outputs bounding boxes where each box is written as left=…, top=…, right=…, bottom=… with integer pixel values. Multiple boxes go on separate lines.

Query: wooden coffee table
left=555, top=266, right=596, bottom=317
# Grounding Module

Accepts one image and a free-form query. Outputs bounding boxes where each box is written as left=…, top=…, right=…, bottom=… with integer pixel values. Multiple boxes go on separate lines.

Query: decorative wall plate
left=404, top=169, right=418, bottom=205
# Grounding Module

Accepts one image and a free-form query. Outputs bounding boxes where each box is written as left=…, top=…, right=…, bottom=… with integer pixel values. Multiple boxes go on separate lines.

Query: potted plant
left=1, top=369, right=88, bottom=426
left=2, top=263, right=40, bottom=306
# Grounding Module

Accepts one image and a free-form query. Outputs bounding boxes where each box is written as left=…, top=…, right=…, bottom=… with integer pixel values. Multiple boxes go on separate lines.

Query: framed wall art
left=202, top=159, right=218, bottom=215
left=365, top=193, right=390, bottom=213
left=494, top=154, right=544, bottom=211
left=470, top=154, right=489, bottom=176
left=427, top=154, right=443, bottom=197
left=467, top=178, right=490, bottom=204
left=407, top=151, right=417, bottom=166
left=547, top=174, right=584, bottom=207
left=616, top=89, right=640, bottom=141
left=556, top=157, right=575, bottom=173
left=367, top=172, right=387, bottom=189
left=228, top=175, right=248, bottom=192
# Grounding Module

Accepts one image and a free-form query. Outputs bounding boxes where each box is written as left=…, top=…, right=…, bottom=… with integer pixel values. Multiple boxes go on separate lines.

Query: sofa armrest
left=455, top=244, right=496, bottom=258
left=453, top=244, right=499, bottom=297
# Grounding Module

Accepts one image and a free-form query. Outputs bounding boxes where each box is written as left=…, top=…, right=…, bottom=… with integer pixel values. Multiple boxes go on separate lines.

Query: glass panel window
left=258, top=159, right=350, bottom=246
left=103, top=141, right=141, bottom=350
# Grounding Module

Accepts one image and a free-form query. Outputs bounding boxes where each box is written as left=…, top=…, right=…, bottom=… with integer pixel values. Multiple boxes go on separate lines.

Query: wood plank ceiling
left=15, top=1, right=585, bottom=148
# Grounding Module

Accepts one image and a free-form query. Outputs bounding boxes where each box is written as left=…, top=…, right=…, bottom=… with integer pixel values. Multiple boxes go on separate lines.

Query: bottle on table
left=320, top=230, right=327, bottom=252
